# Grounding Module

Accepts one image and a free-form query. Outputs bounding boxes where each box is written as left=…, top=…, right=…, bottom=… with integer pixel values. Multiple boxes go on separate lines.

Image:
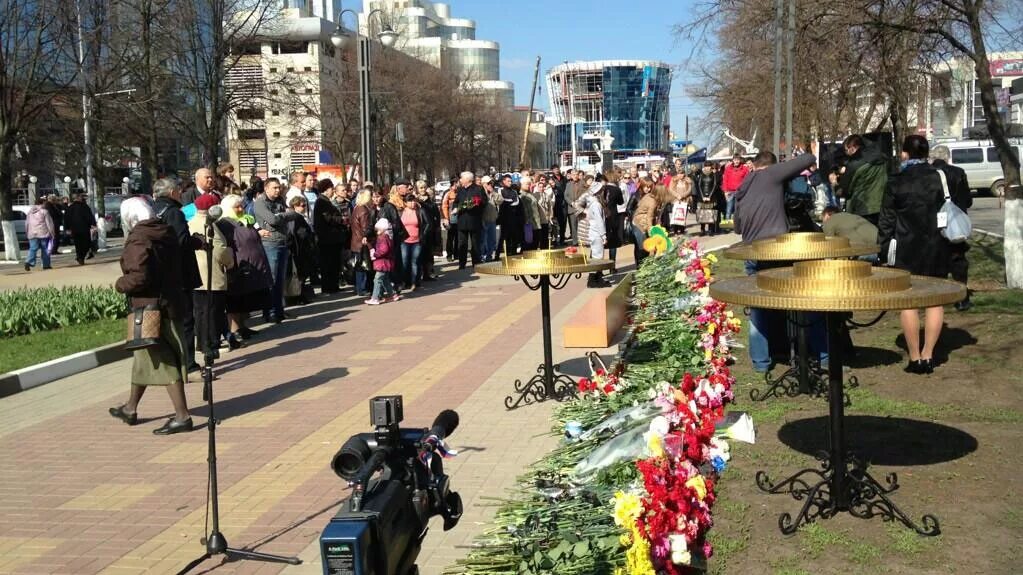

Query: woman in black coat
left=218, top=195, right=271, bottom=340
left=692, top=163, right=724, bottom=235
left=286, top=196, right=317, bottom=304
left=313, top=180, right=346, bottom=294
left=878, top=135, right=964, bottom=375
left=598, top=173, right=625, bottom=273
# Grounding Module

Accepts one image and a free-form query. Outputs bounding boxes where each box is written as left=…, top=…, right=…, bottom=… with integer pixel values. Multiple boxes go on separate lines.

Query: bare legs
left=900, top=306, right=944, bottom=362
left=123, top=381, right=190, bottom=422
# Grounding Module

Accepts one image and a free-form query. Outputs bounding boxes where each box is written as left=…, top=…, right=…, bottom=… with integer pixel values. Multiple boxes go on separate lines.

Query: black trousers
left=457, top=227, right=480, bottom=268
left=193, top=290, right=227, bottom=358
left=72, top=231, right=91, bottom=261
left=498, top=225, right=521, bottom=257
left=446, top=223, right=459, bottom=257
left=181, top=289, right=196, bottom=368
left=949, top=243, right=969, bottom=291
left=555, top=211, right=568, bottom=244
left=319, top=243, right=341, bottom=293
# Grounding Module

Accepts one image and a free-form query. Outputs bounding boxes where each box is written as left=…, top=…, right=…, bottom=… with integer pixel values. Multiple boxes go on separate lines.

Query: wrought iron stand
left=504, top=273, right=580, bottom=410
left=754, top=312, right=940, bottom=536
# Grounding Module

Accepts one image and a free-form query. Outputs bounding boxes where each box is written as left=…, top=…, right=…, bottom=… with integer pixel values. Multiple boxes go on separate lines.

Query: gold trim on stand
left=724, top=232, right=878, bottom=261
left=710, top=260, right=965, bottom=311
left=476, top=249, right=614, bottom=277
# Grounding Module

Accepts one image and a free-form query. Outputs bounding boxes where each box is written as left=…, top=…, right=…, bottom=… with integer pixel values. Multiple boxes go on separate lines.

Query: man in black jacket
left=64, top=194, right=96, bottom=265
left=454, top=171, right=487, bottom=268
left=314, top=183, right=346, bottom=294
left=930, top=145, right=974, bottom=310
left=153, top=178, right=203, bottom=371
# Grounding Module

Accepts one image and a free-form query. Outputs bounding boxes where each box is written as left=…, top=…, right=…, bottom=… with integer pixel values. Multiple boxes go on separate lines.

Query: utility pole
left=569, top=72, right=577, bottom=170
left=519, top=56, right=541, bottom=169
left=75, top=0, right=105, bottom=249
left=784, top=0, right=795, bottom=157
left=772, top=0, right=783, bottom=155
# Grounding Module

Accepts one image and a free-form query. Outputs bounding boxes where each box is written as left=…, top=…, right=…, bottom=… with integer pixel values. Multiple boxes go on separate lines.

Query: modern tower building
left=360, top=0, right=514, bottom=107
left=546, top=60, right=672, bottom=167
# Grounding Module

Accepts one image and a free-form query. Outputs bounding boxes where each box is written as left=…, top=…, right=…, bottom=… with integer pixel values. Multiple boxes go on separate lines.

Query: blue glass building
left=546, top=60, right=672, bottom=165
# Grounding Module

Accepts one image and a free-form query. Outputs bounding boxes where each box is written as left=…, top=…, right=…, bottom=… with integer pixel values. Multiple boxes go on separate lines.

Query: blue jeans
left=401, top=242, right=421, bottom=287
left=372, top=270, right=394, bottom=300
left=745, top=260, right=775, bottom=372
left=355, top=269, right=369, bottom=295
left=725, top=193, right=736, bottom=220
left=632, top=226, right=648, bottom=267
left=263, top=242, right=290, bottom=319
left=26, top=237, right=51, bottom=269
left=482, top=222, right=497, bottom=261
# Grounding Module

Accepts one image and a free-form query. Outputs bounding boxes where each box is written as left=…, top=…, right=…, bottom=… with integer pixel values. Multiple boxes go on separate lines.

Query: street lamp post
left=330, top=7, right=397, bottom=185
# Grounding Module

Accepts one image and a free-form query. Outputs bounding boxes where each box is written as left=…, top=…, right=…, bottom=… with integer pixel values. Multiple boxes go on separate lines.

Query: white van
left=938, top=140, right=1022, bottom=197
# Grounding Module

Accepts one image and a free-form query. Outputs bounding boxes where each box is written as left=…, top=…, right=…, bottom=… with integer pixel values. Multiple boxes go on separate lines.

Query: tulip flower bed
left=446, top=239, right=753, bottom=575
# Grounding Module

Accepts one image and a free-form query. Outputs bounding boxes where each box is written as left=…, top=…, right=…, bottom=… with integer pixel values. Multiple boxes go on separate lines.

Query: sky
left=416, top=0, right=714, bottom=144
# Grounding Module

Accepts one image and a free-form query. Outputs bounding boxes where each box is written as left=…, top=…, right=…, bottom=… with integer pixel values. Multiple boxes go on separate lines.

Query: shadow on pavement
left=193, top=366, right=351, bottom=422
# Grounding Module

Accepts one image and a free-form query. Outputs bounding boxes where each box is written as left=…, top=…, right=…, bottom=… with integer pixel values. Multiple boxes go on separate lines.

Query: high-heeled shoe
left=108, top=405, right=138, bottom=425
left=153, top=417, right=193, bottom=435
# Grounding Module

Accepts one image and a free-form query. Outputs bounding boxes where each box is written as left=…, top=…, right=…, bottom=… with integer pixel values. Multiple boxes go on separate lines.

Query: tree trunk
left=0, top=142, right=22, bottom=261
left=965, top=5, right=1022, bottom=286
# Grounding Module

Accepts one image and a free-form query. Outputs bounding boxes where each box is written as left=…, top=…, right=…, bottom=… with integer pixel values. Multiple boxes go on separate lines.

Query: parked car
left=434, top=180, right=452, bottom=204
left=102, top=194, right=125, bottom=236
left=940, top=139, right=1023, bottom=197
left=0, top=209, right=28, bottom=248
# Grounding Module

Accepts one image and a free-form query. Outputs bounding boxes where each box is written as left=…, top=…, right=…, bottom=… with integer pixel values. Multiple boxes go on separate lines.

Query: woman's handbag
left=285, top=260, right=303, bottom=298
left=937, top=170, right=971, bottom=243
left=669, top=201, right=689, bottom=227
left=696, top=201, right=718, bottom=224
left=125, top=303, right=162, bottom=350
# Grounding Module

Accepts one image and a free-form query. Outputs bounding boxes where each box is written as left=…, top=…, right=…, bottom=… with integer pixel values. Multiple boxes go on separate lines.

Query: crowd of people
left=732, top=134, right=974, bottom=378
left=20, top=193, right=102, bottom=270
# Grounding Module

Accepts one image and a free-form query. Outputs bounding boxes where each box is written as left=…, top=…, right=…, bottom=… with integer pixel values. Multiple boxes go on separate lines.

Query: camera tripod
left=177, top=215, right=300, bottom=574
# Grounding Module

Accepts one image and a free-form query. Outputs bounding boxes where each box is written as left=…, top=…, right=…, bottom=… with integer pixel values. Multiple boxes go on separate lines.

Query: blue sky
left=431, top=0, right=712, bottom=142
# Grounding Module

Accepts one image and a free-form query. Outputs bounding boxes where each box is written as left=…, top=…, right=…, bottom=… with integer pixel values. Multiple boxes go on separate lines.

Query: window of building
left=306, top=130, right=315, bottom=136
left=275, top=41, right=309, bottom=55
left=289, top=110, right=297, bottom=116
left=304, top=66, right=312, bottom=72
left=237, top=129, right=265, bottom=140
left=287, top=67, right=295, bottom=72
left=269, top=67, right=277, bottom=73
left=271, top=110, right=280, bottom=116
left=272, top=131, right=281, bottom=137
left=236, top=108, right=265, bottom=120
left=269, top=89, right=279, bottom=95
left=305, top=88, right=313, bottom=94
left=951, top=148, right=983, bottom=164
left=274, top=153, right=282, bottom=158
left=290, top=131, right=298, bottom=137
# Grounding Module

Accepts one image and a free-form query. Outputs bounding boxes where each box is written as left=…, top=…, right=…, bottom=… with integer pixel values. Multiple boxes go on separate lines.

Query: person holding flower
left=453, top=171, right=487, bottom=268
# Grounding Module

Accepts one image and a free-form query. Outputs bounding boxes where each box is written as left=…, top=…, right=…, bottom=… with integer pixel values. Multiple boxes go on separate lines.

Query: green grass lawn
left=0, top=317, right=124, bottom=374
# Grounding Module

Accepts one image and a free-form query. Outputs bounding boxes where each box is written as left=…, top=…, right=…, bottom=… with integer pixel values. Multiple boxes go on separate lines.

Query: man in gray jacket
left=733, top=146, right=818, bottom=373
left=252, top=178, right=300, bottom=323
left=562, top=170, right=584, bottom=245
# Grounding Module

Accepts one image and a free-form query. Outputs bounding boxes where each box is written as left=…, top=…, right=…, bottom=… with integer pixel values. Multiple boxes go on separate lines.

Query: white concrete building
left=925, top=52, right=1023, bottom=140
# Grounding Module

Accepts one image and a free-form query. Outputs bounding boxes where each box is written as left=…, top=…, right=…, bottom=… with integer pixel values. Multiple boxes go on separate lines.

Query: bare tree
left=0, top=0, right=76, bottom=260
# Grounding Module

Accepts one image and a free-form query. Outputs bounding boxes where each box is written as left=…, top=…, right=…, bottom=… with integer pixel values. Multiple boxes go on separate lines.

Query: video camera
left=320, top=396, right=463, bottom=575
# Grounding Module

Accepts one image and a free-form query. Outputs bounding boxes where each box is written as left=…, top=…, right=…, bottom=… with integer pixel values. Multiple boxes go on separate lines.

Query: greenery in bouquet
left=447, top=240, right=745, bottom=575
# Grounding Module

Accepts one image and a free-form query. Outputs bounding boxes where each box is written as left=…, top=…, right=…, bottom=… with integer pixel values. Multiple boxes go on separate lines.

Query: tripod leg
left=225, top=547, right=302, bottom=565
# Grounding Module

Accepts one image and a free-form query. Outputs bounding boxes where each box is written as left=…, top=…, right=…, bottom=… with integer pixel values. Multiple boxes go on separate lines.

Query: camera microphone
left=429, top=410, right=459, bottom=441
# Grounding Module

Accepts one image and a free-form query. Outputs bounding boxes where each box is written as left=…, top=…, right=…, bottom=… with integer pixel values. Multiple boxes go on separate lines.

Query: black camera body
left=320, top=396, right=462, bottom=575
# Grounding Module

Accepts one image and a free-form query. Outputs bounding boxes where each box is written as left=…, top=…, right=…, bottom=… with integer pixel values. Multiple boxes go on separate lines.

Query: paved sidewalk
left=0, top=234, right=738, bottom=575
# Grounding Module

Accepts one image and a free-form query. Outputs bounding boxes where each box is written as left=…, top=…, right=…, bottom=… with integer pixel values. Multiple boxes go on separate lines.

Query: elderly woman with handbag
left=108, top=197, right=193, bottom=435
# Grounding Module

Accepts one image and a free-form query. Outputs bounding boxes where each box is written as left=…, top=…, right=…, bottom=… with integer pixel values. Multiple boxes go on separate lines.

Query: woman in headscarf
left=109, top=197, right=193, bottom=435
left=219, top=194, right=271, bottom=341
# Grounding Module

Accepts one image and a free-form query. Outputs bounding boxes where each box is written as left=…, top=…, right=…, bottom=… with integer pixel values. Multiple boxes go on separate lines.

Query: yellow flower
left=707, top=322, right=717, bottom=334
left=646, top=431, right=665, bottom=459
left=685, top=475, right=708, bottom=501
left=707, top=253, right=718, bottom=263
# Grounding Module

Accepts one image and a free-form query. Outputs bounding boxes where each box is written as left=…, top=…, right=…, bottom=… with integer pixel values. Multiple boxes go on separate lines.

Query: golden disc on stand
left=723, top=232, right=878, bottom=261
left=710, top=260, right=966, bottom=312
left=475, top=249, right=614, bottom=277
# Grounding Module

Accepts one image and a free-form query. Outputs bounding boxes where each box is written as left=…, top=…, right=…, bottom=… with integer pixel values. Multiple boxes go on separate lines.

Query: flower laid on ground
left=446, top=236, right=751, bottom=575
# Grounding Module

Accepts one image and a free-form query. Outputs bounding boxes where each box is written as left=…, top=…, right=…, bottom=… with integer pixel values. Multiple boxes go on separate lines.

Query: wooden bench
left=563, top=272, right=633, bottom=348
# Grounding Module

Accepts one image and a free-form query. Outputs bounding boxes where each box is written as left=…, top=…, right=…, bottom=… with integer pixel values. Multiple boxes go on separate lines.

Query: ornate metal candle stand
left=477, top=249, right=613, bottom=410
left=711, top=259, right=964, bottom=536
left=724, top=232, right=877, bottom=401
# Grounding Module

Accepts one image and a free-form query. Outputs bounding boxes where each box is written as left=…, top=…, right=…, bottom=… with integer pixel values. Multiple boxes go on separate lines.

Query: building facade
left=925, top=52, right=1023, bottom=140
left=546, top=60, right=672, bottom=167
left=360, top=0, right=514, bottom=107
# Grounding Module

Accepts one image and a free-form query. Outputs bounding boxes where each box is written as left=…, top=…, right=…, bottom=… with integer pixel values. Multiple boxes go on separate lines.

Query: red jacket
left=372, top=234, right=394, bottom=272
left=721, top=163, right=750, bottom=192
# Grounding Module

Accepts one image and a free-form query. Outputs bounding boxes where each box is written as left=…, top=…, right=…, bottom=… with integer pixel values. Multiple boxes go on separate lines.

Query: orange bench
left=563, top=273, right=633, bottom=348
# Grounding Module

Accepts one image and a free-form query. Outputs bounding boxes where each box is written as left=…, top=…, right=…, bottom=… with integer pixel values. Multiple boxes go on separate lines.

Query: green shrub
left=0, top=286, right=128, bottom=338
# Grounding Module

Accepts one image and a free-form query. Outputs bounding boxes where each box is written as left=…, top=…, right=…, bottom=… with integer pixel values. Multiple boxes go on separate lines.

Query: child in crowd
left=367, top=218, right=401, bottom=305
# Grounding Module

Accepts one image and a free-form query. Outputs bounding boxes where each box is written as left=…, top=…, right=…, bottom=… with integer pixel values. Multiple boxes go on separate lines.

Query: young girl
left=367, top=218, right=401, bottom=305
left=578, top=190, right=609, bottom=288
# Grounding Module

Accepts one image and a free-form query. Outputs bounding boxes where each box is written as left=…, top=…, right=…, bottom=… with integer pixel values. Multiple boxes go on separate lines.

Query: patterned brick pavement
left=0, top=234, right=739, bottom=575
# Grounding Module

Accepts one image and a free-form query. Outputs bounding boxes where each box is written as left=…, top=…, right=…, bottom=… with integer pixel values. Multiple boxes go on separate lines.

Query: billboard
left=990, top=59, right=1023, bottom=77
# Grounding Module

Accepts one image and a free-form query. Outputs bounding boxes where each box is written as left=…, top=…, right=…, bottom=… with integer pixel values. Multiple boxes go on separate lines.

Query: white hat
left=374, top=218, right=391, bottom=231
left=480, top=175, right=493, bottom=184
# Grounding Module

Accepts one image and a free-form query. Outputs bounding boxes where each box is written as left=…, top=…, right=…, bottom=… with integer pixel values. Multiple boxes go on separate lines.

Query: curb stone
left=0, top=341, right=130, bottom=398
